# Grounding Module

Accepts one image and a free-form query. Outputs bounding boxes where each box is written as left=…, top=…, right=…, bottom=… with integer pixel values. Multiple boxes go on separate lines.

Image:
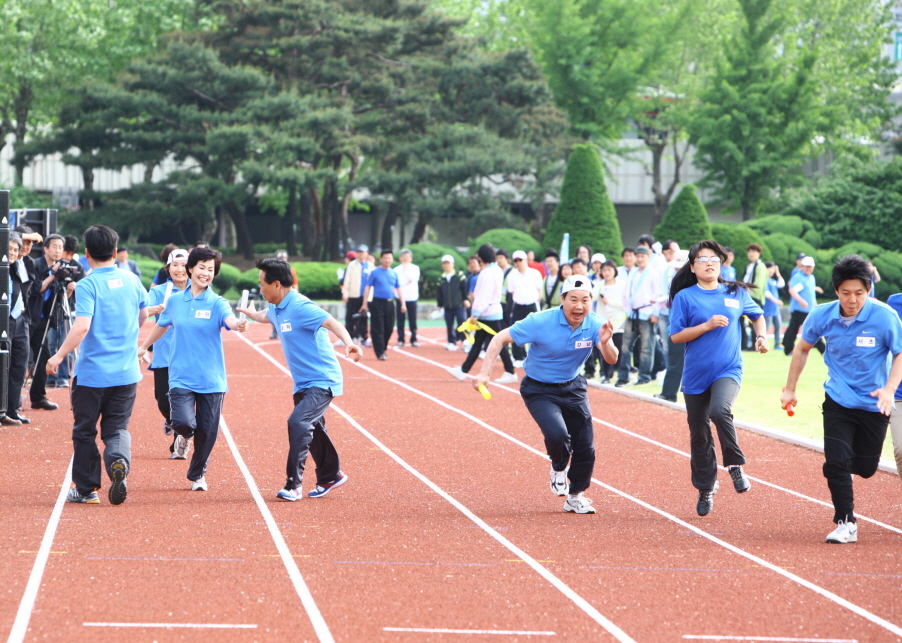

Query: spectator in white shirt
left=394, top=248, right=420, bottom=346
left=508, top=250, right=543, bottom=366
left=594, top=260, right=626, bottom=383
left=617, top=247, right=637, bottom=279
left=616, top=246, right=663, bottom=386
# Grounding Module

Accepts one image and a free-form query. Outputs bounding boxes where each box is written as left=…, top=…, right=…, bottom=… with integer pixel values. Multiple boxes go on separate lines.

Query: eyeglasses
left=513, top=258, right=524, bottom=262
left=694, top=256, right=723, bottom=265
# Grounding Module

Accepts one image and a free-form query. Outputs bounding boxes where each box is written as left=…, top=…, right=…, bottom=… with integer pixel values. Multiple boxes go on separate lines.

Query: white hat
left=512, top=250, right=528, bottom=261
left=801, top=256, right=816, bottom=267
left=440, top=254, right=454, bottom=263
left=590, top=253, right=605, bottom=265
left=560, top=275, right=593, bottom=295
left=167, top=249, right=189, bottom=264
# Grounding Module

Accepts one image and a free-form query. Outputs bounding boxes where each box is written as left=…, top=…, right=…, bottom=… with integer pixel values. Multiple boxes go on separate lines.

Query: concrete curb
left=587, top=380, right=899, bottom=475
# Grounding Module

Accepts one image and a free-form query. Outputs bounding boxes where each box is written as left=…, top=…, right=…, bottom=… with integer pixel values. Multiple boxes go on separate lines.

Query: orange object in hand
left=781, top=387, right=794, bottom=416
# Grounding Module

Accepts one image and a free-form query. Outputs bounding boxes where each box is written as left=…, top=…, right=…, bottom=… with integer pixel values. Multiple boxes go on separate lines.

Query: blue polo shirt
left=802, top=298, right=902, bottom=412
left=721, top=265, right=736, bottom=282
left=888, top=295, right=902, bottom=400
left=671, top=284, right=763, bottom=395
left=74, top=266, right=147, bottom=388
left=365, top=266, right=399, bottom=299
left=763, top=278, right=780, bottom=317
left=509, top=307, right=604, bottom=384
left=146, top=282, right=182, bottom=370
left=266, top=290, right=343, bottom=396
left=789, top=272, right=816, bottom=313
left=157, top=286, right=233, bottom=393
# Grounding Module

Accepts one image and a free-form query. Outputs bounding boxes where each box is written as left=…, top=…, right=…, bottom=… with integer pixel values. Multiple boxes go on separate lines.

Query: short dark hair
left=544, top=249, right=560, bottom=261
left=664, top=239, right=676, bottom=250
left=44, top=234, right=64, bottom=247
left=832, top=255, right=872, bottom=292
left=746, top=243, right=762, bottom=253
left=637, top=234, right=654, bottom=247
left=495, top=248, right=510, bottom=259
left=725, top=247, right=735, bottom=254
left=467, top=254, right=479, bottom=262
left=160, top=243, right=177, bottom=263
left=117, top=245, right=128, bottom=253
left=621, top=246, right=636, bottom=257
left=83, top=226, right=118, bottom=261
left=381, top=249, right=393, bottom=257
left=14, top=225, right=32, bottom=235
left=187, top=246, right=222, bottom=277
left=477, top=243, right=495, bottom=265
left=765, top=261, right=775, bottom=269
left=570, top=257, right=587, bottom=268
left=256, top=258, right=294, bottom=288
left=63, top=234, right=78, bottom=254
left=601, top=259, right=618, bottom=273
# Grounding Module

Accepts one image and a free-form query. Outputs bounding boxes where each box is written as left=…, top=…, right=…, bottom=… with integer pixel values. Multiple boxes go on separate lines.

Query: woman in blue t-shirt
left=669, top=240, right=767, bottom=517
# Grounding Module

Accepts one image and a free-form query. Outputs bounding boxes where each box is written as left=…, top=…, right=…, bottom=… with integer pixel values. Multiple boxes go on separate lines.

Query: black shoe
left=614, top=380, right=629, bottom=388
left=729, top=465, right=751, bottom=493
left=9, top=414, right=31, bottom=424
left=653, top=393, right=677, bottom=403
left=109, top=459, right=129, bottom=505
left=378, top=354, right=387, bottom=361
left=1, top=415, right=21, bottom=426
left=397, top=341, right=405, bottom=347
left=696, top=488, right=715, bottom=516
left=31, top=398, right=59, bottom=411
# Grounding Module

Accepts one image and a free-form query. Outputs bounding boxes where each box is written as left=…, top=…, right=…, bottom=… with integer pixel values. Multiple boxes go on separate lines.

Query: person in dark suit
left=3, top=233, right=32, bottom=425
left=116, top=246, right=142, bottom=278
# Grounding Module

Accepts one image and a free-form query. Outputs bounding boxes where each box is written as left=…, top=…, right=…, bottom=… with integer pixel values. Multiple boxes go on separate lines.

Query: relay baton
left=478, top=384, right=491, bottom=400
left=163, top=280, right=174, bottom=304
left=782, top=387, right=795, bottom=417
left=238, top=290, right=249, bottom=322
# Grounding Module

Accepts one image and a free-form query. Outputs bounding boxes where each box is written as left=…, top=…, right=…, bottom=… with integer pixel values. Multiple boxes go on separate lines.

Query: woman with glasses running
left=669, top=240, right=767, bottom=517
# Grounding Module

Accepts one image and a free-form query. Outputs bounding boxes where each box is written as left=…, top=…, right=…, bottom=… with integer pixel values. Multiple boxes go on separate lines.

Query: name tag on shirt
left=281, top=321, right=292, bottom=333
left=724, top=298, right=739, bottom=309
left=108, top=278, right=123, bottom=290
left=574, top=339, right=593, bottom=349
left=195, top=309, right=211, bottom=319
left=856, top=336, right=876, bottom=347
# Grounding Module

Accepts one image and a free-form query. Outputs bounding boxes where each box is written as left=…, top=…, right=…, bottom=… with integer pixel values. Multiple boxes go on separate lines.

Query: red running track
left=1, top=322, right=901, bottom=642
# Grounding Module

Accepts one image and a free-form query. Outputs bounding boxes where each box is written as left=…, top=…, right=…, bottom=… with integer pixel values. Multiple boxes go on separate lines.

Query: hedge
left=135, top=257, right=163, bottom=292
left=653, top=185, right=711, bottom=250
left=467, top=229, right=542, bottom=258
left=760, top=233, right=830, bottom=296
left=404, top=243, right=466, bottom=299
left=709, top=223, right=771, bottom=279
left=745, top=214, right=821, bottom=247
left=543, top=143, right=622, bottom=259
left=213, top=263, right=242, bottom=294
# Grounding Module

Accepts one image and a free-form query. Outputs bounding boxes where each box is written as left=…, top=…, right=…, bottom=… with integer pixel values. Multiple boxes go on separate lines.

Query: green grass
left=629, top=349, right=896, bottom=460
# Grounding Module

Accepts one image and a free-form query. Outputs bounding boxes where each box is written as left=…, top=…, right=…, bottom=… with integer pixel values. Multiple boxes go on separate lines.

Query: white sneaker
left=550, top=468, right=569, bottom=496
left=172, top=435, right=190, bottom=460
left=826, top=520, right=858, bottom=544
left=446, top=342, right=459, bottom=351
left=462, top=343, right=472, bottom=353
left=512, top=359, right=524, bottom=369
left=493, top=372, right=518, bottom=384
left=447, top=366, right=468, bottom=381
left=479, top=350, right=486, bottom=359
left=564, top=493, right=596, bottom=514
left=333, top=339, right=345, bottom=347
left=190, top=477, right=208, bottom=491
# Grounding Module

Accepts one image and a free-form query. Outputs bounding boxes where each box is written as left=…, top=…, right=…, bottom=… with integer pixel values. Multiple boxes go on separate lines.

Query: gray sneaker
left=563, top=494, right=596, bottom=514
left=172, top=434, right=190, bottom=460
left=108, top=459, right=129, bottom=505
left=728, top=465, right=750, bottom=493
left=550, top=468, right=569, bottom=496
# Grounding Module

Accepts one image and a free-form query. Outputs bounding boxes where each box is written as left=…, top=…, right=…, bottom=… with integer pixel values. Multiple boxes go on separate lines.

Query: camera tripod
left=25, top=280, right=77, bottom=391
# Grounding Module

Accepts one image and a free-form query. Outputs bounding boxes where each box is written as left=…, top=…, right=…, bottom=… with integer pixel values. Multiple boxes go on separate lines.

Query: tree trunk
left=12, top=82, right=34, bottom=185
left=224, top=200, right=255, bottom=259
left=143, top=161, right=157, bottom=183
left=380, top=202, right=399, bottom=250
left=299, top=188, right=318, bottom=257
left=82, top=167, right=95, bottom=210
left=648, top=142, right=667, bottom=231
left=284, top=184, right=299, bottom=257
left=321, top=177, right=340, bottom=261
left=410, top=212, right=431, bottom=244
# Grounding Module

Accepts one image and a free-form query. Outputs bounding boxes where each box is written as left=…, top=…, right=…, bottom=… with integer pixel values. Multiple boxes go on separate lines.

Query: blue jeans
left=618, top=318, right=655, bottom=383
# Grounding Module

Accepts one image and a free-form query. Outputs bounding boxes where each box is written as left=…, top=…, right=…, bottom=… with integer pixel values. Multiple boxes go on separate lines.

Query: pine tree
left=653, top=184, right=712, bottom=250
left=543, top=143, right=622, bottom=259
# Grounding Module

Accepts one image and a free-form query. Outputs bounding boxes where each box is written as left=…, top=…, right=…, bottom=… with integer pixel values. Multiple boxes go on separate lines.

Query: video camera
left=52, top=259, right=80, bottom=285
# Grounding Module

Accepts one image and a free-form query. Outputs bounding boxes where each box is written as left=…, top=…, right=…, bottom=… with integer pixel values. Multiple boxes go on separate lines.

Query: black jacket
left=436, top=271, right=468, bottom=310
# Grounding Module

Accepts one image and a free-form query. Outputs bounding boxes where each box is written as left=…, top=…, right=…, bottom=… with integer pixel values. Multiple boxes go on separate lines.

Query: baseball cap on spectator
left=635, top=246, right=651, bottom=255
left=512, top=250, right=528, bottom=261
left=441, top=254, right=455, bottom=263
left=590, top=253, right=605, bottom=265
left=560, top=275, right=593, bottom=295
left=167, top=249, right=189, bottom=264
left=346, top=251, right=357, bottom=260
left=357, top=244, right=369, bottom=252
left=796, top=252, right=807, bottom=261
left=801, top=256, right=816, bottom=267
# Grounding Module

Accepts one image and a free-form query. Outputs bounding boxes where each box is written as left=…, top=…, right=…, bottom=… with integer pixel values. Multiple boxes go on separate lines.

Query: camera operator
left=46, top=235, right=85, bottom=388
left=27, top=234, right=75, bottom=411
left=2, top=233, right=32, bottom=425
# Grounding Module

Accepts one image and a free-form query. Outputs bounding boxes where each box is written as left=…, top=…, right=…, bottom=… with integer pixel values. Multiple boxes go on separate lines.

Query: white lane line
left=384, top=627, right=555, bottom=636
left=218, top=415, right=334, bottom=643
left=7, top=459, right=73, bottom=643
left=338, top=345, right=902, bottom=639
left=236, top=333, right=635, bottom=643
left=390, top=346, right=902, bottom=535
left=683, top=637, right=857, bottom=642
left=84, top=622, right=257, bottom=629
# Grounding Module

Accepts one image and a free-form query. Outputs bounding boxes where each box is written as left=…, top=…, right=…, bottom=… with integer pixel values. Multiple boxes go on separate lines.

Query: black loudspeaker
left=0, top=348, right=8, bottom=414
left=0, top=191, right=8, bottom=223
left=0, top=305, right=9, bottom=341
left=9, top=209, right=57, bottom=257
left=0, top=266, right=8, bottom=299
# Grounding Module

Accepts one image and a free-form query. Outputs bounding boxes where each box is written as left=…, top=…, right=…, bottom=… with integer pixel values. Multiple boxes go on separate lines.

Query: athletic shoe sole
left=108, top=459, right=128, bottom=505
left=276, top=488, right=302, bottom=502
left=308, top=472, right=348, bottom=498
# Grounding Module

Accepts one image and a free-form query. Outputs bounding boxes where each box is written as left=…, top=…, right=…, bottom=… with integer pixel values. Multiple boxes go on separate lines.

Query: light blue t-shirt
left=74, top=266, right=147, bottom=388
left=802, top=298, right=902, bottom=412
left=157, top=286, right=233, bottom=394
left=764, top=279, right=780, bottom=317
left=365, top=266, right=399, bottom=299
left=789, top=273, right=816, bottom=313
left=267, top=290, right=343, bottom=396
left=888, top=295, right=902, bottom=400
left=721, top=265, right=736, bottom=282
left=147, top=282, right=181, bottom=370
left=509, top=307, right=604, bottom=384
left=670, top=284, right=763, bottom=395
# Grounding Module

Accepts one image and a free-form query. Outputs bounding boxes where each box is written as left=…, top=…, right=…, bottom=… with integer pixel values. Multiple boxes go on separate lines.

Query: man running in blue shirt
left=782, top=255, right=902, bottom=544
left=474, top=276, right=618, bottom=514
left=47, top=225, right=148, bottom=505
left=240, top=258, right=362, bottom=501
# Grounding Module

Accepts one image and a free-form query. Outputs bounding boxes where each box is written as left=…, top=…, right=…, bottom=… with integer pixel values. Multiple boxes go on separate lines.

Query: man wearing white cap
left=783, top=255, right=825, bottom=355
left=435, top=254, right=469, bottom=350
left=473, top=275, right=618, bottom=514
left=507, top=250, right=543, bottom=366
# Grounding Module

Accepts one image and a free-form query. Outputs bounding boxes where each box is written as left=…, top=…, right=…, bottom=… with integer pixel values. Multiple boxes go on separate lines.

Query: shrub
left=653, top=185, right=711, bottom=250
left=762, top=233, right=831, bottom=297
left=404, top=243, right=466, bottom=299
left=135, top=257, right=162, bottom=292
left=237, top=268, right=261, bottom=291
left=873, top=252, right=902, bottom=300
left=293, top=262, right=345, bottom=299
left=710, top=223, right=771, bottom=278
left=543, top=143, right=622, bottom=259
left=213, top=263, right=242, bottom=294
left=467, top=229, right=542, bottom=258
left=829, top=242, right=885, bottom=263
